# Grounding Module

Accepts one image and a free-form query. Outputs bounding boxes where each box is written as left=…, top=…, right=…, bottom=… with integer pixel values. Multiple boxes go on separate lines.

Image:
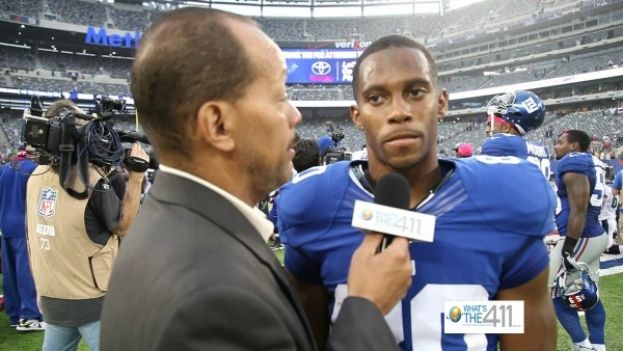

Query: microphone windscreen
left=374, top=173, right=410, bottom=210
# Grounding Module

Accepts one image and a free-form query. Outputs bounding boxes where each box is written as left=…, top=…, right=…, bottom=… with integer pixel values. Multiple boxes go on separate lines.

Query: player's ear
left=571, top=141, right=580, bottom=152
left=437, top=88, right=448, bottom=121
left=502, top=123, right=513, bottom=134
left=350, top=105, right=364, bottom=130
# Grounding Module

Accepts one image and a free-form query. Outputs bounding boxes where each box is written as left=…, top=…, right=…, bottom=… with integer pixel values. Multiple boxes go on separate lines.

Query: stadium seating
left=47, top=0, right=108, bottom=27
left=1, top=0, right=623, bottom=161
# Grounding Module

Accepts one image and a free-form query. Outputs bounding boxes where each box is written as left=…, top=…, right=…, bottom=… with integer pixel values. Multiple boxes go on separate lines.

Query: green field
left=1, top=251, right=621, bottom=351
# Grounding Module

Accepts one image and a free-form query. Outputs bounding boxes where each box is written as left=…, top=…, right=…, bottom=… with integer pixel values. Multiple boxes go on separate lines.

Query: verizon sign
left=334, top=40, right=371, bottom=49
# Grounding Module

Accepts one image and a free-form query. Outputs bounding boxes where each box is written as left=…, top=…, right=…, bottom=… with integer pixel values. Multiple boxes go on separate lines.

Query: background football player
left=600, top=169, right=621, bottom=254
left=551, top=129, right=608, bottom=351
left=481, top=90, right=550, bottom=178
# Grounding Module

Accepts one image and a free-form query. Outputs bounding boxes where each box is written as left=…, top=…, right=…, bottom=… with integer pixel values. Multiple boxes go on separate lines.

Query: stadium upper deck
left=1, top=0, right=623, bottom=116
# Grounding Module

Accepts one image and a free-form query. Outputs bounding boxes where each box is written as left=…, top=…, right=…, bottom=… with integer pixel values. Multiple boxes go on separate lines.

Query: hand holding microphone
left=347, top=173, right=414, bottom=315
left=348, top=233, right=412, bottom=315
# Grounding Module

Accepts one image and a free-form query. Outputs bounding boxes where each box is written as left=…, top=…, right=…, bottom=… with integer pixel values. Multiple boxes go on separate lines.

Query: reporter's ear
left=196, top=101, right=235, bottom=152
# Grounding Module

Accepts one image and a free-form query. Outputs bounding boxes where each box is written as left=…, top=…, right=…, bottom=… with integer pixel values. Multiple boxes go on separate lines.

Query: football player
left=600, top=171, right=621, bottom=254
left=612, top=169, right=622, bottom=232
left=551, top=130, right=608, bottom=351
left=277, top=35, right=557, bottom=351
left=481, top=90, right=550, bottom=178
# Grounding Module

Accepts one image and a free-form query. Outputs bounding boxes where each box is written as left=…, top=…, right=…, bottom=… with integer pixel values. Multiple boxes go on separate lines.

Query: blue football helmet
left=486, top=90, right=546, bottom=135
left=555, top=262, right=600, bottom=311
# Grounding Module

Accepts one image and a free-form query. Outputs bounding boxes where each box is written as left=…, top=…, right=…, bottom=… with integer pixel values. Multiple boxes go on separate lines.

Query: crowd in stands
left=2, top=103, right=622, bottom=164
left=1, top=46, right=131, bottom=80
left=47, top=0, right=108, bottom=27
left=0, top=109, right=21, bottom=163
left=0, top=0, right=622, bottom=99
left=436, top=109, right=623, bottom=158
left=0, top=0, right=595, bottom=42
left=0, top=0, right=622, bottom=160
left=109, top=7, right=152, bottom=32
left=9, top=75, right=130, bottom=96
left=6, top=41, right=623, bottom=100
left=0, top=0, right=41, bottom=21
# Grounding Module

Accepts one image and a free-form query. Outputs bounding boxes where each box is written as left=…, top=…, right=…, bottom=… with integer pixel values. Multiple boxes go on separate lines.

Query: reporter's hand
left=347, top=233, right=412, bottom=315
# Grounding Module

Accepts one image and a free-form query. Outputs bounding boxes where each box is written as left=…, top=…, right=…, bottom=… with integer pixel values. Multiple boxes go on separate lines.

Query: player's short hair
left=44, top=99, right=80, bottom=118
left=352, top=35, right=438, bottom=101
left=292, top=138, right=320, bottom=173
left=131, top=8, right=256, bottom=159
left=564, top=129, right=591, bottom=152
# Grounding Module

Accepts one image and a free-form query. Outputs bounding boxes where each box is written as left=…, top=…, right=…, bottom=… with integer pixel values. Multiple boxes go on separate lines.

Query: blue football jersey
left=277, top=156, right=556, bottom=351
left=481, top=134, right=551, bottom=179
left=555, top=152, right=605, bottom=238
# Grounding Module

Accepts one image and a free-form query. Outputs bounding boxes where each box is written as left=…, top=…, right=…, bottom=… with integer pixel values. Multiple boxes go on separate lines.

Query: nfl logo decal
left=37, top=187, right=58, bottom=218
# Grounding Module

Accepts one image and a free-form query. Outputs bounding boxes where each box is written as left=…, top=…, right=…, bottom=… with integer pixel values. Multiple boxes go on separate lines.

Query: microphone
left=351, top=173, right=435, bottom=251
left=375, top=173, right=410, bottom=251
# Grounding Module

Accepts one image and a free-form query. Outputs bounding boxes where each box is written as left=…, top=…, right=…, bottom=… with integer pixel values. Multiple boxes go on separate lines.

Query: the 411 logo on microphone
left=444, top=301, right=524, bottom=334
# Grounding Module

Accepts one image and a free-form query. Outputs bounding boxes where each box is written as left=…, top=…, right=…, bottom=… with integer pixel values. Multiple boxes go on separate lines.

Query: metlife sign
left=283, top=49, right=363, bottom=84
left=85, top=26, right=141, bottom=49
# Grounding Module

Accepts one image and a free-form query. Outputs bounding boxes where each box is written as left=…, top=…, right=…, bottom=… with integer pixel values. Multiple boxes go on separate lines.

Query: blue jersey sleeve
left=267, top=198, right=278, bottom=231
left=452, top=157, right=554, bottom=289
left=277, top=162, right=353, bottom=284
left=556, top=153, right=592, bottom=176
left=614, top=170, right=623, bottom=191
left=277, top=163, right=349, bottom=246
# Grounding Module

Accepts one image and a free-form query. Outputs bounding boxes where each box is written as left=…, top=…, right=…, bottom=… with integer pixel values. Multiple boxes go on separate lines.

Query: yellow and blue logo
left=448, top=306, right=462, bottom=323
left=361, top=209, right=373, bottom=221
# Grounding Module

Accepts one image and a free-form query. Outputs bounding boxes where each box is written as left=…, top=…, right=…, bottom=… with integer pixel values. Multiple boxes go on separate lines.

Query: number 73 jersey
left=554, top=152, right=605, bottom=238
left=277, top=156, right=557, bottom=351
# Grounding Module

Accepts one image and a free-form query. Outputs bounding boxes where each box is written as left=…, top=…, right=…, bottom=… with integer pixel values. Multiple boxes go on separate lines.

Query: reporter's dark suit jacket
left=100, top=171, right=398, bottom=351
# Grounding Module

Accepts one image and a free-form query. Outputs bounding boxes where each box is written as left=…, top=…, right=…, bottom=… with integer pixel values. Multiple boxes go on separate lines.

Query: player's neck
left=405, top=166, right=443, bottom=208
left=368, top=157, right=442, bottom=208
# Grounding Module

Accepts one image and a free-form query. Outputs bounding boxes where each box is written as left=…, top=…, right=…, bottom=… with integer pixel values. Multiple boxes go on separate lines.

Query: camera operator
left=318, top=129, right=350, bottom=165
left=24, top=99, right=148, bottom=351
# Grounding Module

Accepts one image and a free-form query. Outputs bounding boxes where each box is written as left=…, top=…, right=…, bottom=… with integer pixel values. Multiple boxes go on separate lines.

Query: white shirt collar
left=158, top=164, right=274, bottom=242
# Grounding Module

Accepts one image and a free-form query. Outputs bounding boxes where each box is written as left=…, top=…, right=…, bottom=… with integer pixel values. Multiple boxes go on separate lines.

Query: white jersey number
left=291, top=165, right=327, bottom=184
left=590, top=157, right=606, bottom=208
left=526, top=156, right=551, bottom=179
